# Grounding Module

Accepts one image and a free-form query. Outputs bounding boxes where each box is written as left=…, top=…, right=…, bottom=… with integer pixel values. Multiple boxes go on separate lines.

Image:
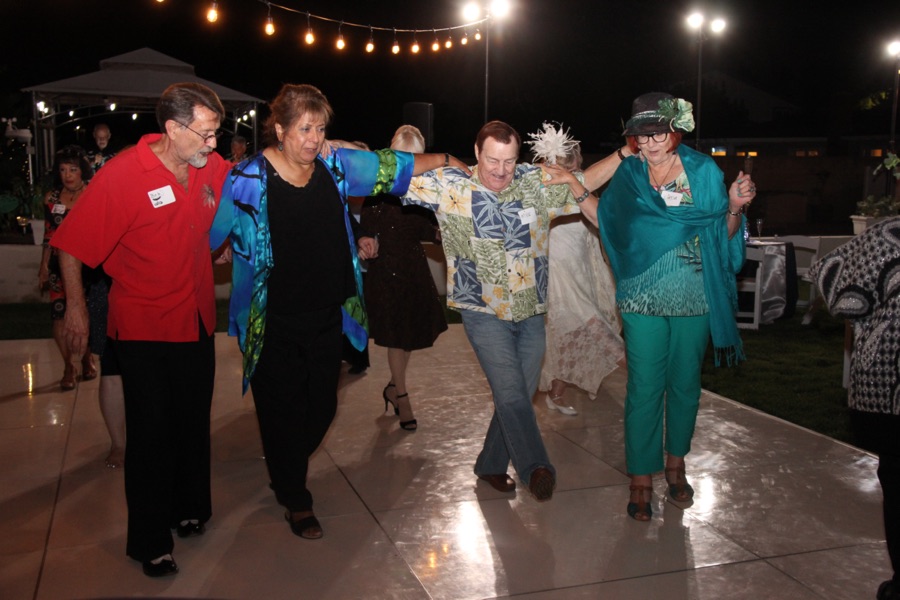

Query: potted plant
left=853, top=152, right=900, bottom=234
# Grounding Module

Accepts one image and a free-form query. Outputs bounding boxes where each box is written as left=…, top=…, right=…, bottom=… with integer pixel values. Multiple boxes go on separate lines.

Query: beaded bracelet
left=617, top=148, right=626, bottom=161
left=574, top=189, right=591, bottom=203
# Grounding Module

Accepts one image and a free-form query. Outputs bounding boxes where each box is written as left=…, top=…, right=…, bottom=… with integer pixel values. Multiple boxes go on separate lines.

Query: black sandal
left=285, top=511, right=323, bottom=539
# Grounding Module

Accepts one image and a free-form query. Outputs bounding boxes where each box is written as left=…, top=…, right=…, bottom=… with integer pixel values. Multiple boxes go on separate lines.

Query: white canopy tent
left=23, top=48, right=263, bottom=175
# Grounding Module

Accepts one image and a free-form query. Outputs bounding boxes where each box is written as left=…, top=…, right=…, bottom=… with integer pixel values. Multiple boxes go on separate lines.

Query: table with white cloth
left=740, top=239, right=798, bottom=324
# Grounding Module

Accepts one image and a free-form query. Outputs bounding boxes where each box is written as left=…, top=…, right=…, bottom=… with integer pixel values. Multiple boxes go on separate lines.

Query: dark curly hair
left=52, top=145, right=93, bottom=187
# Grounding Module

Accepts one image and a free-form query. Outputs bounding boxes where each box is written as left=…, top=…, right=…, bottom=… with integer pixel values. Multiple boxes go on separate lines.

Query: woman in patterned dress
left=528, top=123, right=625, bottom=415
left=39, top=146, right=97, bottom=390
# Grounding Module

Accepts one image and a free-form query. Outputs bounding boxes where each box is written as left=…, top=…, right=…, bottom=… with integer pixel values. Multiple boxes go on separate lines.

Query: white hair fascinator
left=526, top=122, right=579, bottom=165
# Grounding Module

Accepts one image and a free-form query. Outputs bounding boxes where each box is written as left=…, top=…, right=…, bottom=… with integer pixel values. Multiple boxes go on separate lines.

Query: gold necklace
left=649, top=155, right=678, bottom=189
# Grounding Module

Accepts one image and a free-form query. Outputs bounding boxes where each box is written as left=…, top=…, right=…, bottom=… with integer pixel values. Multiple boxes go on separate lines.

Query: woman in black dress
left=361, top=125, right=448, bottom=431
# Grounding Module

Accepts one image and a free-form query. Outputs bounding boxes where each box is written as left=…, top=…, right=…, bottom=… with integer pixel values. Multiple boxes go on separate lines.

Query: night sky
left=3, top=0, right=900, bottom=157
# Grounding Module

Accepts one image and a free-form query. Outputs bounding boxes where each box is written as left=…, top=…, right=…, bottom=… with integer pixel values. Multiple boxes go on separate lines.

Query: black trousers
left=113, top=328, right=215, bottom=561
left=851, top=409, right=900, bottom=582
left=251, top=307, right=343, bottom=512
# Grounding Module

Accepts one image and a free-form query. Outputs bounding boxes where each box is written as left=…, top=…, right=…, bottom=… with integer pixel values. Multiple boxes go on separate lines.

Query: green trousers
left=621, top=312, right=710, bottom=475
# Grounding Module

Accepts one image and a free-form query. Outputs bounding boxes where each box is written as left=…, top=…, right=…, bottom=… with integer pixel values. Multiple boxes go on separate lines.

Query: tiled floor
left=0, top=325, right=890, bottom=599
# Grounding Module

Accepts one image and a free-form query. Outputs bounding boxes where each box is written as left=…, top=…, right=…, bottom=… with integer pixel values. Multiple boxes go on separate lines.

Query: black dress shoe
left=176, top=520, right=205, bottom=538
left=142, top=556, right=178, bottom=577
left=478, top=473, right=516, bottom=492
left=529, top=467, right=555, bottom=501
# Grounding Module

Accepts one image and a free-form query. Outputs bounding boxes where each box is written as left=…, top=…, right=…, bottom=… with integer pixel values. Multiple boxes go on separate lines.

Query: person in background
left=596, top=92, right=754, bottom=521
left=360, top=125, right=447, bottom=431
left=402, top=120, right=625, bottom=501
left=87, top=123, right=115, bottom=173
left=809, top=218, right=900, bottom=600
left=527, top=123, right=625, bottom=416
left=210, top=84, right=467, bottom=540
left=52, top=83, right=232, bottom=577
left=228, top=134, right=248, bottom=163
left=38, top=145, right=97, bottom=390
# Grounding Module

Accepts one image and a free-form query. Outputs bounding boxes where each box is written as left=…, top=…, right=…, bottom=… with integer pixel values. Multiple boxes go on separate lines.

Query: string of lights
left=157, top=0, right=493, bottom=55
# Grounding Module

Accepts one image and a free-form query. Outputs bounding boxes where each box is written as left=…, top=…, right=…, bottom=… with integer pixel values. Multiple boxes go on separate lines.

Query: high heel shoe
left=627, top=484, right=652, bottom=521
left=60, top=364, right=76, bottom=391
left=544, top=393, right=577, bottom=416
left=665, top=465, right=694, bottom=502
left=382, top=382, right=397, bottom=415
left=395, top=392, right=417, bottom=431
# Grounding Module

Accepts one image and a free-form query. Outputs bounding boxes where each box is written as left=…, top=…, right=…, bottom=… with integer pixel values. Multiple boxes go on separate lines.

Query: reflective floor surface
left=0, top=325, right=889, bottom=599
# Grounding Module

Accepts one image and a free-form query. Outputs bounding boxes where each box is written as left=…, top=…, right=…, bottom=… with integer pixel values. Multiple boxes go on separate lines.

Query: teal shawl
left=210, top=148, right=415, bottom=393
left=597, top=144, right=745, bottom=365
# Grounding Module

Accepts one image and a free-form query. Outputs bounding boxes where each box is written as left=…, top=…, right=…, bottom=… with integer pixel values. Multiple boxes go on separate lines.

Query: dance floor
left=0, top=324, right=889, bottom=599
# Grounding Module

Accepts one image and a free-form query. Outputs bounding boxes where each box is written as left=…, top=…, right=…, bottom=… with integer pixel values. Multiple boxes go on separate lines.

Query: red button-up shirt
left=51, top=134, right=231, bottom=342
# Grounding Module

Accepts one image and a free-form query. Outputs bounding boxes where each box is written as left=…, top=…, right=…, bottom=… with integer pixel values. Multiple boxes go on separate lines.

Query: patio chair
left=736, top=246, right=764, bottom=330
left=779, top=235, right=821, bottom=309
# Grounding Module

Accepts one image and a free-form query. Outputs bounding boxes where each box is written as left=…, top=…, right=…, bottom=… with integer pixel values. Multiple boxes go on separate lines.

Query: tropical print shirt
left=403, top=164, right=581, bottom=322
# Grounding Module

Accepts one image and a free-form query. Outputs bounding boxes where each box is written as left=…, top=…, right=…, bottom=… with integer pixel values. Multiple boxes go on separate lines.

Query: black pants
left=113, top=328, right=215, bottom=561
left=852, top=410, right=900, bottom=582
left=251, top=307, right=343, bottom=512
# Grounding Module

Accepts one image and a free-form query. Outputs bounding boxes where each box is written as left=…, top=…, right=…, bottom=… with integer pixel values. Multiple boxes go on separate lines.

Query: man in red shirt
left=51, top=83, right=231, bottom=578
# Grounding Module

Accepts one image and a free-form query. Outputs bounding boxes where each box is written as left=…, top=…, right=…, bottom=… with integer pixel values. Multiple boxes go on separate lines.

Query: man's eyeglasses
left=635, top=132, right=669, bottom=145
left=177, top=122, right=222, bottom=143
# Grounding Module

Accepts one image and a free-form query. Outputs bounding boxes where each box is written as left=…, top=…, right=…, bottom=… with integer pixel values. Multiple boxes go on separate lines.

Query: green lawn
left=1, top=300, right=850, bottom=443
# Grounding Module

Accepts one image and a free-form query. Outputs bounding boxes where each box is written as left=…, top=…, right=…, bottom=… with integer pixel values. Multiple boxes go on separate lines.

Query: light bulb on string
left=264, top=3, right=274, bottom=36
left=391, top=29, right=400, bottom=54
left=411, top=34, right=420, bottom=54
left=207, top=1, right=218, bottom=23
left=474, top=28, right=482, bottom=41
left=366, top=26, right=374, bottom=53
left=461, top=28, right=468, bottom=45
left=304, top=12, right=314, bottom=44
left=445, top=34, right=453, bottom=49
left=431, top=30, right=440, bottom=52
left=336, top=22, right=345, bottom=50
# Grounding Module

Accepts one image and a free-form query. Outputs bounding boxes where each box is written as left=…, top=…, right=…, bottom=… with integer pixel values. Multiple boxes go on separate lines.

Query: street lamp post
left=888, top=40, right=900, bottom=153
left=464, top=1, right=511, bottom=123
left=686, top=13, right=725, bottom=153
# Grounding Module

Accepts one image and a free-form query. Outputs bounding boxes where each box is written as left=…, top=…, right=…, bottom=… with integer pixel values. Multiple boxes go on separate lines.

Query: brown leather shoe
left=81, top=354, right=98, bottom=381
left=478, top=473, right=516, bottom=493
left=529, top=467, right=555, bottom=501
left=60, top=364, right=76, bottom=391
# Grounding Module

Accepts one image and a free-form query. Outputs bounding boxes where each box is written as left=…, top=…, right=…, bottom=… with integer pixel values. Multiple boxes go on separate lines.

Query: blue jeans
left=460, top=310, right=554, bottom=483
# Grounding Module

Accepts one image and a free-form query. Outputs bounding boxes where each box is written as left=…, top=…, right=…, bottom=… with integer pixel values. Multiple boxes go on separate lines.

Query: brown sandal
left=665, top=466, right=695, bottom=502
left=627, top=485, right=652, bottom=521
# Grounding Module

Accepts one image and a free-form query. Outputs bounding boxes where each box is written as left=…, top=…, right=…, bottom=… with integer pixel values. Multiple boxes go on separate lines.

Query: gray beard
left=188, top=153, right=209, bottom=169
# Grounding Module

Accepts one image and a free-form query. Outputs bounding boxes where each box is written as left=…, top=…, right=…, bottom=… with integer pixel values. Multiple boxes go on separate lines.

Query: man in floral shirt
left=403, top=120, right=623, bottom=500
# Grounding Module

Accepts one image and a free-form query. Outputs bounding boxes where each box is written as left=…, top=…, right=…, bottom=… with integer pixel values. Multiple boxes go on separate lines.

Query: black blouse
left=265, top=158, right=356, bottom=315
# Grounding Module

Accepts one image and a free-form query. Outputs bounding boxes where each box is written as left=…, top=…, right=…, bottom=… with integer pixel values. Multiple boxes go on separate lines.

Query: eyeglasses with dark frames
left=635, top=132, right=669, bottom=144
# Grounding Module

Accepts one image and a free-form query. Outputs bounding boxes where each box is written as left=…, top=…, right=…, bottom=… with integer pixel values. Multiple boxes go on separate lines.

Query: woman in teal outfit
left=597, top=92, right=756, bottom=520
left=210, top=84, right=464, bottom=539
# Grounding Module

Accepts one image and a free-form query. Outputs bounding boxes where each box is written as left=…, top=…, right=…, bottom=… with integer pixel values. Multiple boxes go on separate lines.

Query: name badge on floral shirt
left=661, top=190, right=682, bottom=207
left=518, top=207, right=536, bottom=224
left=148, top=185, right=176, bottom=208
